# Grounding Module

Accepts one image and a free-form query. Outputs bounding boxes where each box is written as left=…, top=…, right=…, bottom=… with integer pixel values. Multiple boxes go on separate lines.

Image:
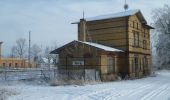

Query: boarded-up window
left=107, top=57, right=114, bottom=74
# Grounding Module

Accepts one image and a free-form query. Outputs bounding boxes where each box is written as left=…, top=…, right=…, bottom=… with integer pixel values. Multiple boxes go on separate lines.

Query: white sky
left=0, top=0, right=169, bottom=56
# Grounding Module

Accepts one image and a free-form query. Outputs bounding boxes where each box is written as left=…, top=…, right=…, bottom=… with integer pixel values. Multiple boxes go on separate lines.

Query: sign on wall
left=72, top=61, right=84, bottom=66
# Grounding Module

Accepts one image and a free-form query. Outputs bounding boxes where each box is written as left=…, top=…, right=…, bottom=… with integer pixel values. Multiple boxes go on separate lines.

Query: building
left=51, top=9, right=154, bottom=81
left=0, top=42, right=35, bottom=68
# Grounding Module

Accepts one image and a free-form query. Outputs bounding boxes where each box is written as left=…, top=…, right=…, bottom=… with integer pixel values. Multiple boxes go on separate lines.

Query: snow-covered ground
left=1, top=70, right=170, bottom=100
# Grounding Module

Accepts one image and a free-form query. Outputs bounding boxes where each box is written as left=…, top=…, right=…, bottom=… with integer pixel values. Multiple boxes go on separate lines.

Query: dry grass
left=0, top=88, right=18, bottom=100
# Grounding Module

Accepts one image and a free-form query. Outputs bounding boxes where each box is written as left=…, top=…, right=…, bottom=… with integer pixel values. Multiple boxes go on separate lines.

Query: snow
left=73, top=9, right=140, bottom=23
left=1, top=70, right=170, bottom=100
left=78, top=40, right=123, bottom=52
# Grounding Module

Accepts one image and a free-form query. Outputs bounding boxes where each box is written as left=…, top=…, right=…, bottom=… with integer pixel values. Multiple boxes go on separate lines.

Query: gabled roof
left=72, top=9, right=147, bottom=24
left=51, top=40, right=123, bottom=54
left=78, top=41, right=123, bottom=52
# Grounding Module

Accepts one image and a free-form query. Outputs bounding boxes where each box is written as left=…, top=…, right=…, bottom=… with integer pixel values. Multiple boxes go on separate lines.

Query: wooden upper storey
left=77, top=10, right=154, bottom=54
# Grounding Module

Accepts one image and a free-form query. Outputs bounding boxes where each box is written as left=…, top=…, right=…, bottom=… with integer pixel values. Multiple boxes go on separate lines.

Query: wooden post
left=4, top=69, right=7, bottom=80
left=84, top=57, right=85, bottom=81
left=114, top=55, right=117, bottom=74
left=66, top=56, right=69, bottom=80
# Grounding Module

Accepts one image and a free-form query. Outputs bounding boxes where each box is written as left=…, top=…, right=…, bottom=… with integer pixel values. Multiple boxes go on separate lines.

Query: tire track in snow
left=103, top=84, right=153, bottom=100
left=148, top=83, right=170, bottom=99
left=140, top=84, right=169, bottom=100
left=74, top=82, right=152, bottom=100
left=73, top=88, right=114, bottom=100
left=73, top=83, right=141, bottom=100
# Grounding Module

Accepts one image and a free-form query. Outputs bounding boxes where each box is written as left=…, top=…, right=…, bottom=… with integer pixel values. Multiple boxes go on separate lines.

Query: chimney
left=79, top=19, right=86, bottom=42
left=0, top=42, right=3, bottom=59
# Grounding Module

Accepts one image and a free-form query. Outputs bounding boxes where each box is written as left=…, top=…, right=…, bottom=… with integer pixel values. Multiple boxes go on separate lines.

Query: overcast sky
left=0, top=0, right=169, bottom=56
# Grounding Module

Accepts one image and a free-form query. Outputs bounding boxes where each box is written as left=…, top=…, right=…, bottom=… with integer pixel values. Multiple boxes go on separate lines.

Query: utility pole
left=28, top=31, right=31, bottom=68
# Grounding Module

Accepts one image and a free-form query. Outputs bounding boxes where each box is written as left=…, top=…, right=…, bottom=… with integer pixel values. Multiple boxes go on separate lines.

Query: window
left=143, top=56, right=148, bottom=69
left=15, top=63, right=18, bottom=68
left=144, top=29, right=146, bottom=37
left=107, top=57, right=114, bottom=74
left=132, top=56, right=139, bottom=73
left=134, top=56, right=139, bottom=72
left=143, top=40, right=147, bottom=49
left=137, top=23, right=138, bottom=29
left=3, top=63, right=5, bottom=67
left=132, top=59, right=135, bottom=73
left=133, top=31, right=140, bottom=47
left=9, top=63, right=12, bottom=67
left=133, top=21, right=135, bottom=28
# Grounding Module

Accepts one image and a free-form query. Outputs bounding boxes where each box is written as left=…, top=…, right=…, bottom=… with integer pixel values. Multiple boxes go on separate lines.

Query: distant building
left=51, top=9, right=154, bottom=81
left=0, top=42, right=35, bottom=68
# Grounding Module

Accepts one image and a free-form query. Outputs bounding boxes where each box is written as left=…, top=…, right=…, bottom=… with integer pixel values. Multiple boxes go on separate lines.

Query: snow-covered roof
left=51, top=40, right=123, bottom=54
left=77, top=40, right=123, bottom=52
left=73, top=9, right=141, bottom=23
left=41, top=58, right=53, bottom=63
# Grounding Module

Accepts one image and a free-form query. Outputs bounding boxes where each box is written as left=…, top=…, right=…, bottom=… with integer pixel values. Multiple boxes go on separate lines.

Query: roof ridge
left=87, top=9, right=140, bottom=18
left=72, top=9, right=140, bottom=23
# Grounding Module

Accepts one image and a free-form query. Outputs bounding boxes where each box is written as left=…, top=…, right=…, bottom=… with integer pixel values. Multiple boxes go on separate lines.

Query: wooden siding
left=128, top=15, right=151, bottom=54
left=78, top=17, right=128, bottom=51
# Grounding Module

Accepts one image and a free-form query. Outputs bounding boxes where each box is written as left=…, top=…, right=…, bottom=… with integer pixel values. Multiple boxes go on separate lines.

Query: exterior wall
left=58, top=42, right=101, bottom=70
left=128, top=15, right=150, bottom=54
left=100, top=54, right=118, bottom=81
left=117, top=53, right=129, bottom=77
left=78, top=17, right=128, bottom=51
left=128, top=14, right=151, bottom=78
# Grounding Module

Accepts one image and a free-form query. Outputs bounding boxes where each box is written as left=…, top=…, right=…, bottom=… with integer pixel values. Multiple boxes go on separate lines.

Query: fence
left=57, top=69, right=100, bottom=81
left=0, top=68, right=57, bottom=81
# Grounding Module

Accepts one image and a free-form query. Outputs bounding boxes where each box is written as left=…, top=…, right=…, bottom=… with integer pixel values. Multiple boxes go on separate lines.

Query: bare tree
left=14, top=38, right=27, bottom=58
left=9, top=46, right=17, bottom=58
left=152, top=5, right=170, bottom=68
left=31, top=44, right=42, bottom=67
left=44, top=46, right=52, bottom=67
left=43, top=42, right=58, bottom=68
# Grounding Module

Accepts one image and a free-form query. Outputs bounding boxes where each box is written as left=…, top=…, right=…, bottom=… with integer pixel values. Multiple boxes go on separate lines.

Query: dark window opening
left=9, top=63, right=12, bottom=67
left=15, top=63, right=18, bottom=68
left=3, top=63, right=5, bottom=67
left=83, top=53, right=93, bottom=58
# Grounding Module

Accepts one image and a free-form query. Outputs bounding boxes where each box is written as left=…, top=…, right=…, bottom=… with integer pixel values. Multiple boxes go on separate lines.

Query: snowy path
left=2, top=70, right=170, bottom=100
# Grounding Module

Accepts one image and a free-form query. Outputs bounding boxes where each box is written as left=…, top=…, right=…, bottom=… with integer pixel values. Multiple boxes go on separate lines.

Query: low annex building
left=51, top=40, right=123, bottom=80
left=0, top=42, right=35, bottom=68
left=51, top=9, right=154, bottom=81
